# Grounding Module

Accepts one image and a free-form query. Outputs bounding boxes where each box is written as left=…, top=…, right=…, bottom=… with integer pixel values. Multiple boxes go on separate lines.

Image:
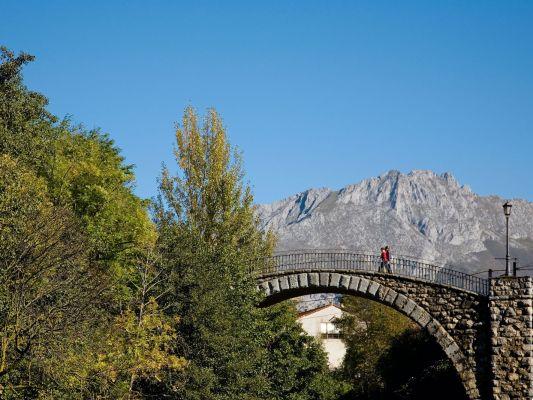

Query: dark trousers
left=380, top=261, right=392, bottom=273
left=384, top=261, right=392, bottom=273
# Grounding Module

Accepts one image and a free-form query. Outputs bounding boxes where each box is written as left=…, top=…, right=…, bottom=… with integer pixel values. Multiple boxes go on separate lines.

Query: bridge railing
left=256, top=251, right=489, bottom=295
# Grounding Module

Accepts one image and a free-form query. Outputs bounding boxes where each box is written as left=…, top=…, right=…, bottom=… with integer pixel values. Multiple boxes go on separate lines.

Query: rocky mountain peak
left=257, top=170, right=533, bottom=272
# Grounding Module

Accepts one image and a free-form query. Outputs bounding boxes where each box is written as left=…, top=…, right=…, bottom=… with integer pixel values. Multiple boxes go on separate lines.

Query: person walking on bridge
left=384, top=246, right=392, bottom=273
left=379, top=247, right=386, bottom=272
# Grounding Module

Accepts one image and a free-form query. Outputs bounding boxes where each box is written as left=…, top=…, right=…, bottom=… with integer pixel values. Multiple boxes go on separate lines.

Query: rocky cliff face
left=257, top=170, right=533, bottom=273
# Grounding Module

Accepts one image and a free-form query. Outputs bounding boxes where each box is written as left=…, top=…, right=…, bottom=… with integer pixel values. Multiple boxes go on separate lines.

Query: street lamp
left=503, top=202, right=512, bottom=276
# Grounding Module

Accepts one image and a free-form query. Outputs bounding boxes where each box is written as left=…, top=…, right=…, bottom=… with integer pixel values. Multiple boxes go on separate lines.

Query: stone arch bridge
left=255, top=250, right=532, bottom=400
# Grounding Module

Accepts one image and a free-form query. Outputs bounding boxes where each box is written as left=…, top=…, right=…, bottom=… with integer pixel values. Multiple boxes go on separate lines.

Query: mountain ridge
left=257, top=170, right=533, bottom=273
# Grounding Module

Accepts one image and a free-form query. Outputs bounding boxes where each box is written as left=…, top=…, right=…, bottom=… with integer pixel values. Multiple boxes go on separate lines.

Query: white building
left=297, top=304, right=346, bottom=369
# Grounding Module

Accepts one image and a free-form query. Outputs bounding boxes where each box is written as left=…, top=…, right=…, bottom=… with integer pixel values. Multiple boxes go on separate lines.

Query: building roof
left=297, top=303, right=343, bottom=318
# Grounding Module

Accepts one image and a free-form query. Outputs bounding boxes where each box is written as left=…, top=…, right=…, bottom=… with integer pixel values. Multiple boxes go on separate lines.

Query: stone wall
left=489, top=277, right=533, bottom=400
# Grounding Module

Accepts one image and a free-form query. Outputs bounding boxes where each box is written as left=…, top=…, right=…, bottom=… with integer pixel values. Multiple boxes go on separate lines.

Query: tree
left=337, top=296, right=467, bottom=399
left=378, top=328, right=468, bottom=400
left=261, top=301, right=351, bottom=400
left=336, top=296, right=415, bottom=398
left=154, top=107, right=344, bottom=400
left=49, top=129, right=156, bottom=305
left=45, top=251, right=186, bottom=400
left=0, top=155, right=101, bottom=397
left=154, top=106, right=274, bottom=399
left=0, top=47, right=167, bottom=399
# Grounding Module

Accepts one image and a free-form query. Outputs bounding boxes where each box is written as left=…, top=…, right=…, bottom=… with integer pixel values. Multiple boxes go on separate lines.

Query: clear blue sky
left=2, top=1, right=532, bottom=203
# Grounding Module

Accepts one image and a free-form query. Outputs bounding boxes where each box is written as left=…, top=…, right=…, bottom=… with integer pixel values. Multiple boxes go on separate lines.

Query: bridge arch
left=258, top=272, right=480, bottom=399
left=254, top=251, right=533, bottom=399
left=255, top=251, right=491, bottom=400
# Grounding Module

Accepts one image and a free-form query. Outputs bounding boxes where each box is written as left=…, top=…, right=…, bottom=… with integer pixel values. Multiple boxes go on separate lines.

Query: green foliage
left=262, top=302, right=351, bottom=400
left=378, top=328, right=468, bottom=400
left=0, top=47, right=58, bottom=179
left=50, top=129, right=156, bottom=303
left=154, top=107, right=342, bottom=400
left=0, top=46, right=155, bottom=304
left=337, top=296, right=467, bottom=399
left=0, top=47, right=164, bottom=398
left=337, top=296, right=415, bottom=397
left=0, top=154, right=100, bottom=397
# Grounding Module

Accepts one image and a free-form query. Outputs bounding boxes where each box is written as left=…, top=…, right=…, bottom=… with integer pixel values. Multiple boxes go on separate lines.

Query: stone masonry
left=489, top=277, right=533, bottom=400
left=257, top=271, right=533, bottom=399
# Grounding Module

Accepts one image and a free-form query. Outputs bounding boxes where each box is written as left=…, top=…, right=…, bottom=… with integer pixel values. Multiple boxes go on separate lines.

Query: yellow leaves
left=104, top=298, right=186, bottom=380
left=167, top=106, right=274, bottom=265
left=93, top=356, right=119, bottom=383
left=0, top=154, right=51, bottom=215
left=54, top=298, right=186, bottom=398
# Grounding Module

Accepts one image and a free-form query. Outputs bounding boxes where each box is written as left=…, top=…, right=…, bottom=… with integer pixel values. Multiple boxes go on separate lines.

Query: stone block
left=417, top=310, right=432, bottom=327
left=330, top=273, right=341, bottom=287
left=308, top=273, right=319, bottom=287
left=426, top=319, right=440, bottom=335
left=260, top=281, right=270, bottom=296
left=340, top=275, right=351, bottom=289
left=394, top=293, right=408, bottom=309
left=384, top=289, right=398, bottom=305
left=454, top=361, right=464, bottom=373
left=377, top=285, right=389, bottom=301
left=319, top=273, right=330, bottom=287
left=435, top=327, right=453, bottom=348
left=402, top=299, right=417, bottom=315
left=444, top=342, right=461, bottom=362
left=289, top=274, right=299, bottom=289
left=410, top=305, right=423, bottom=320
left=270, top=279, right=280, bottom=294
left=349, top=277, right=361, bottom=291
left=279, top=276, right=289, bottom=291
left=358, top=278, right=370, bottom=293
left=298, top=273, right=309, bottom=288
left=368, top=281, right=380, bottom=296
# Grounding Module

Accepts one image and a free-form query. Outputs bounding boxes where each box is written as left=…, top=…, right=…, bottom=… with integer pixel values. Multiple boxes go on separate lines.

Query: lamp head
left=503, top=201, right=512, bottom=217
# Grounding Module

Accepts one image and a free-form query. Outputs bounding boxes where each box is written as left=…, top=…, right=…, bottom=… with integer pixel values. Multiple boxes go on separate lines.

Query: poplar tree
left=154, top=107, right=350, bottom=400
left=154, top=107, right=273, bottom=399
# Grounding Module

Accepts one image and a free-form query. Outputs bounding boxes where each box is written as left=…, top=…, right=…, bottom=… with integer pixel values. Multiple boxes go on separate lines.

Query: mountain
left=257, top=170, right=533, bottom=274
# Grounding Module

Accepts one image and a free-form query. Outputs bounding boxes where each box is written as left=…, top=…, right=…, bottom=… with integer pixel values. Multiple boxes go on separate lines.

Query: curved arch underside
left=258, top=271, right=483, bottom=400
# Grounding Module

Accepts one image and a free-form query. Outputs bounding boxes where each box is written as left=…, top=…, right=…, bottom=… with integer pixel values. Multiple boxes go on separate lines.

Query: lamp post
left=503, top=202, right=512, bottom=276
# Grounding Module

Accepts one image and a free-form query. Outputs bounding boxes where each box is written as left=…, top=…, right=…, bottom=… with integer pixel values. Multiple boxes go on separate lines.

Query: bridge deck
left=257, top=250, right=489, bottom=296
